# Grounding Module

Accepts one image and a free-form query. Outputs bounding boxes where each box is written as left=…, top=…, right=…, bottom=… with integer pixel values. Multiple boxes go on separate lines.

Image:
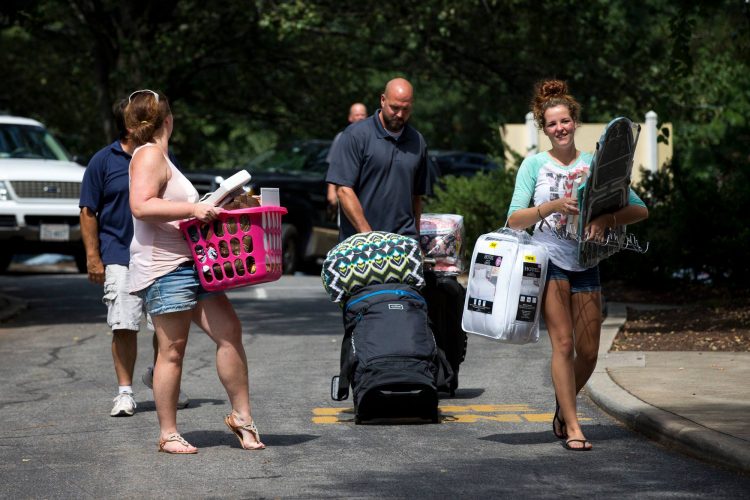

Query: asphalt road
left=1, top=270, right=748, bottom=499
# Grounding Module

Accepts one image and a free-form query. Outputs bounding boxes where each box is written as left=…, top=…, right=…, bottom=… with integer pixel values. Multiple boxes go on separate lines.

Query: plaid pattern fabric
left=321, top=231, right=424, bottom=303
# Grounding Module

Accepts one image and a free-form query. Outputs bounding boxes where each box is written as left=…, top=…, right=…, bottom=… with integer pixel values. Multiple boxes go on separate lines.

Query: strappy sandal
left=553, top=398, right=567, bottom=440
left=224, top=412, right=266, bottom=450
left=158, top=432, right=198, bottom=454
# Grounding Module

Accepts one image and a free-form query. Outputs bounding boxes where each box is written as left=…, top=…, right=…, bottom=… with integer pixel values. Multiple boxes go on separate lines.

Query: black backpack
left=331, top=283, right=453, bottom=423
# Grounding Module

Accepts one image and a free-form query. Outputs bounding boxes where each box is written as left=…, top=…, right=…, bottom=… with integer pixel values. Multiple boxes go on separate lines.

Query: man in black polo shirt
left=326, top=78, right=430, bottom=241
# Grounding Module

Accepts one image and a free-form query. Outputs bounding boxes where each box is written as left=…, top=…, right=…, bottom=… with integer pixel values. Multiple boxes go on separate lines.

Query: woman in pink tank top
left=126, top=89, right=265, bottom=454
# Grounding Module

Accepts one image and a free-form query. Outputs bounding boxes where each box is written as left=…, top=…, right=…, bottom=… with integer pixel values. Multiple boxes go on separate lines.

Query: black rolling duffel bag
left=331, top=283, right=452, bottom=424
left=421, top=271, right=468, bottom=396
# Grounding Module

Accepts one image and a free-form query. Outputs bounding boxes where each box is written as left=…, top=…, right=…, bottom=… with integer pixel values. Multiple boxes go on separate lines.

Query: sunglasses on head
left=128, top=89, right=159, bottom=103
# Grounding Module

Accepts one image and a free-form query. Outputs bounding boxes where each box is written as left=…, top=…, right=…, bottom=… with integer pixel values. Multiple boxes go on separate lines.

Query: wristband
left=537, top=207, right=544, bottom=220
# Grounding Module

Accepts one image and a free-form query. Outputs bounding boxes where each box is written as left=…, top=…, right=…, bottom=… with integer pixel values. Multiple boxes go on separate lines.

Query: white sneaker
left=142, top=366, right=190, bottom=409
left=111, top=392, right=136, bottom=417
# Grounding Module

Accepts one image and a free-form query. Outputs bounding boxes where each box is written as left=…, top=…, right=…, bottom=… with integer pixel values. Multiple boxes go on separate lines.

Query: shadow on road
left=181, top=429, right=319, bottom=449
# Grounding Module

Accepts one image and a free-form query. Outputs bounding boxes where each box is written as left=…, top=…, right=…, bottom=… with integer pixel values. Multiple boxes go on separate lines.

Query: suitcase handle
left=331, top=376, right=349, bottom=401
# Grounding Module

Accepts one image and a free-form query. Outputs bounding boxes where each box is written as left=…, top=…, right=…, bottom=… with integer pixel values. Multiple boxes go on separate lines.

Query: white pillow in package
left=461, top=229, right=548, bottom=344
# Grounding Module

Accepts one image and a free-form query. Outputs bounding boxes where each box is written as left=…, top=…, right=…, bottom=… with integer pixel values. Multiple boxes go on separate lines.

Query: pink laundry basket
left=179, top=206, right=287, bottom=292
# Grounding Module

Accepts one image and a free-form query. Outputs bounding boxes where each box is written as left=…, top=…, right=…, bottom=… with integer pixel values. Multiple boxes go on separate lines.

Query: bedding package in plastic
left=419, top=213, right=465, bottom=274
left=461, top=228, right=548, bottom=344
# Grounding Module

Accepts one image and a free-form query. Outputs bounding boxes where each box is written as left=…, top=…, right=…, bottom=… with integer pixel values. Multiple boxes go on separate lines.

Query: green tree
left=1, top=0, right=749, bottom=287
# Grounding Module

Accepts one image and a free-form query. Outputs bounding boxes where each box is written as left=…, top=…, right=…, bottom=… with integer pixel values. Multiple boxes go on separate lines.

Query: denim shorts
left=136, top=263, right=219, bottom=316
left=546, top=261, right=601, bottom=293
left=103, top=264, right=142, bottom=332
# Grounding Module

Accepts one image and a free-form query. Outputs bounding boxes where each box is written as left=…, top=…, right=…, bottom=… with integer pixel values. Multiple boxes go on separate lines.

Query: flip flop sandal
left=158, top=432, right=198, bottom=454
left=224, top=413, right=266, bottom=450
left=564, top=439, right=592, bottom=451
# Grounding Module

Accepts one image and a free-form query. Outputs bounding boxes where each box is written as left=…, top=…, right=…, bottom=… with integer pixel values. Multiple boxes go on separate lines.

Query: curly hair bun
left=531, top=78, right=580, bottom=129
left=539, top=79, right=568, bottom=99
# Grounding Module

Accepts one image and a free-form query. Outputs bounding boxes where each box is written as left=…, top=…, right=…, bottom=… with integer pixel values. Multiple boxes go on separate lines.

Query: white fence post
left=525, top=112, right=538, bottom=156
left=645, top=110, right=658, bottom=173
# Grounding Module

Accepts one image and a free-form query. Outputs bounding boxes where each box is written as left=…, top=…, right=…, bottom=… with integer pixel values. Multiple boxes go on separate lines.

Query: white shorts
left=103, top=264, right=142, bottom=332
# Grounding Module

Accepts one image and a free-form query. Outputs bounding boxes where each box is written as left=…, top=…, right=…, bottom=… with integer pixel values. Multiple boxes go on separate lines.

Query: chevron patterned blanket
left=321, top=231, right=425, bottom=303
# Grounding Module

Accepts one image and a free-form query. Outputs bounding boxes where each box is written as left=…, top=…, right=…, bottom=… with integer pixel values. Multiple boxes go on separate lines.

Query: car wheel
left=281, top=224, right=298, bottom=275
left=0, top=251, right=12, bottom=273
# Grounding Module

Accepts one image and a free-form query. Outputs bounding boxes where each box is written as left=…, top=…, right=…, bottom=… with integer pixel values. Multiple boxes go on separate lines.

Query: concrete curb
left=0, top=293, right=26, bottom=323
left=587, top=302, right=750, bottom=473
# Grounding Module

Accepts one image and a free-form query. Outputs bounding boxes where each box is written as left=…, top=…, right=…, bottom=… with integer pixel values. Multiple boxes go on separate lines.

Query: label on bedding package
left=467, top=252, right=503, bottom=315
left=515, top=294, right=538, bottom=322
left=468, top=297, right=494, bottom=314
left=516, top=261, right=542, bottom=321
left=475, top=252, right=502, bottom=267
left=524, top=255, right=537, bottom=263
left=522, top=262, right=541, bottom=279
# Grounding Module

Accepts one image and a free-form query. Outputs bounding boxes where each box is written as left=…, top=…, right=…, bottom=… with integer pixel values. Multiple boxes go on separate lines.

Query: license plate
left=40, top=223, right=70, bottom=241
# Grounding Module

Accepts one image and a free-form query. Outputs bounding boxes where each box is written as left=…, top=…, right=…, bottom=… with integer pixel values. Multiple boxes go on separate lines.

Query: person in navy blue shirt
left=79, top=99, right=188, bottom=417
left=325, top=102, right=368, bottom=219
left=326, top=78, right=430, bottom=241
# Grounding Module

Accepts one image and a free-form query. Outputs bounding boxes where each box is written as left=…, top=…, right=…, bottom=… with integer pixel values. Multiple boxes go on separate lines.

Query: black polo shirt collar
left=373, top=109, right=412, bottom=142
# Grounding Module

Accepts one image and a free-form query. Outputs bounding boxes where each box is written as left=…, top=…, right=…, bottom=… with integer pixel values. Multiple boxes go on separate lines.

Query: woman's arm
left=130, top=147, right=217, bottom=223
left=585, top=204, right=648, bottom=240
left=507, top=156, right=583, bottom=230
left=507, top=197, right=579, bottom=230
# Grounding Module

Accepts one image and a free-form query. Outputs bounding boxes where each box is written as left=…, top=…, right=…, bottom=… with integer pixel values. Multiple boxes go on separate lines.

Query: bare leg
left=112, top=329, right=137, bottom=386
left=571, top=291, right=602, bottom=393
left=152, top=310, right=196, bottom=453
left=193, top=294, right=263, bottom=449
left=543, top=279, right=591, bottom=449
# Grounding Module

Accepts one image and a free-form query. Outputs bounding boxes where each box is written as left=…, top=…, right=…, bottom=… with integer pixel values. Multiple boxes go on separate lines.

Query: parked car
left=429, top=150, right=501, bottom=178
left=0, top=116, right=86, bottom=273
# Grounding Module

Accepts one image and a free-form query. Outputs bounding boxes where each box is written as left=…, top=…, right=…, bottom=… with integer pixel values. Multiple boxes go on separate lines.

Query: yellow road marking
left=449, top=414, right=523, bottom=423
left=312, top=408, right=353, bottom=416
left=440, top=404, right=532, bottom=413
left=523, top=413, right=554, bottom=422
left=311, top=404, right=591, bottom=424
left=312, top=416, right=348, bottom=424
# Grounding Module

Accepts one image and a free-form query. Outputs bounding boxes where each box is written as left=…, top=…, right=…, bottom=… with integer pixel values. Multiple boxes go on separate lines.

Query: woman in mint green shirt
left=507, top=80, right=648, bottom=451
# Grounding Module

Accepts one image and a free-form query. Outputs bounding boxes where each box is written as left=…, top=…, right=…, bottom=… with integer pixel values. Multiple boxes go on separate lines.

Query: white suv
left=0, top=115, right=86, bottom=272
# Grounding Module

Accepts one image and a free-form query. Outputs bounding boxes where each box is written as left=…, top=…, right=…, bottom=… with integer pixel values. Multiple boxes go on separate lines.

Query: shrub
left=601, top=148, right=750, bottom=290
left=424, top=168, right=517, bottom=259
